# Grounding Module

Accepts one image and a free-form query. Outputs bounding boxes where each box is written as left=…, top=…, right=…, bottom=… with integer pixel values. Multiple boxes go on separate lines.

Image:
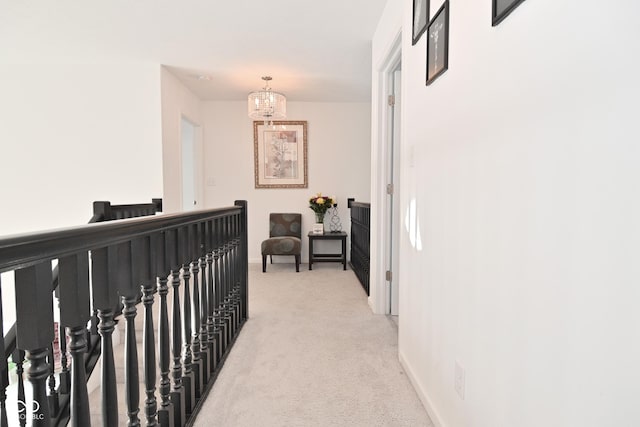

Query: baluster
left=122, top=295, right=140, bottom=427
left=66, top=327, right=89, bottom=427
left=133, top=236, right=158, bottom=427
left=199, top=254, right=210, bottom=380
left=168, top=227, right=185, bottom=427
left=116, top=241, right=141, bottom=427
left=226, top=233, right=236, bottom=340
left=0, top=279, right=8, bottom=427
left=58, top=304, right=70, bottom=396
left=232, top=242, right=241, bottom=333
left=46, top=345, right=58, bottom=416
left=181, top=262, right=194, bottom=414
left=14, top=350, right=25, bottom=427
left=156, top=274, right=173, bottom=427
left=205, top=220, right=216, bottom=373
left=231, top=221, right=240, bottom=334
left=190, top=258, right=203, bottom=396
left=170, top=269, right=185, bottom=427
left=212, top=243, right=223, bottom=365
left=15, top=262, right=54, bottom=426
left=222, top=239, right=233, bottom=346
left=92, top=247, right=120, bottom=427
left=142, top=284, right=159, bottom=427
left=235, top=210, right=245, bottom=328
left=205, top=250, right=216, bottom=373
left=26, top=348, right=49, bottom=426
left=219, top=217, right=231, bottom=353
left=215, top=242, right=228, bottom=357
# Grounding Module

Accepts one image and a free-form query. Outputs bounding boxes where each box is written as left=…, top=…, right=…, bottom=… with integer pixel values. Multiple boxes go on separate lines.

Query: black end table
left=308, top=231, right=348, bottom=270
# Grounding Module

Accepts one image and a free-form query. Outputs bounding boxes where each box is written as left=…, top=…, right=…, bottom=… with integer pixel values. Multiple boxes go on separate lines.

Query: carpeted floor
left=192, top=263, right=433, bottom=427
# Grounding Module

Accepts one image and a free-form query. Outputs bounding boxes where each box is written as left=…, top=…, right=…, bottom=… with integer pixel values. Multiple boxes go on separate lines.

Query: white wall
left=0, top=62, right=163, bottom=335
left=202, top=101, right=371, bottom=263
left=161, top=67, right=204, bottom=213
left=0, top=63, right=163, bottom=236
left=372, top=0, right=640, bottom=426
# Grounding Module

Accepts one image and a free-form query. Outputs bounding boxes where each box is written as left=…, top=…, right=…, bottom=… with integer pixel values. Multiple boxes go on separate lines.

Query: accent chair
left=261, top=213, right=302, bottom=272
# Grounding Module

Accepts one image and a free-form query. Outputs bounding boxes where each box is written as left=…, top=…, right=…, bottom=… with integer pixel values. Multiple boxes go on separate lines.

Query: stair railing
left=348, top=198, right=371, bottom=295
left=1, top=198, right=164, bottom=426
left=0, top=200, right=248, bottom=426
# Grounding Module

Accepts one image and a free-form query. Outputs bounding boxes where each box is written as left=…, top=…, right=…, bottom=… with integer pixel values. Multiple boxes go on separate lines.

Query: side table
left=308, top=231, right=348, bottom=270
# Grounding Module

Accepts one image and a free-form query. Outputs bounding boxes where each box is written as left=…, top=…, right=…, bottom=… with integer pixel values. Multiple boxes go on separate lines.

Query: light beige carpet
left=193, top=263, right=433, bottom=427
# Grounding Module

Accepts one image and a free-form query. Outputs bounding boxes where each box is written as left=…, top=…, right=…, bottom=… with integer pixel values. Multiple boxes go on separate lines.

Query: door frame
left=369, top=31, right=402, bottom=315
left=179, top=114, right=204, bottom=212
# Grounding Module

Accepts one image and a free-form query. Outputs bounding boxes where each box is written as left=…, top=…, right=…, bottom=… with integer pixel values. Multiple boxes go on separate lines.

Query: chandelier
left=247, top=76, right=286, bottom=124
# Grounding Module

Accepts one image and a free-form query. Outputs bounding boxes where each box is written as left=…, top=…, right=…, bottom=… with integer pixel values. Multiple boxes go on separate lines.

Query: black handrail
left=0, top=199, right=248, bottom=426
left=0, top=206, right=237, bottom=273
left=2, top=199, right=163, bottom=365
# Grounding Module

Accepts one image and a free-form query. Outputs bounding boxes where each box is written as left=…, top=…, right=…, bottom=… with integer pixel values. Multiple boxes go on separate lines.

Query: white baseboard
left=399, top=350, right=446, bottom=427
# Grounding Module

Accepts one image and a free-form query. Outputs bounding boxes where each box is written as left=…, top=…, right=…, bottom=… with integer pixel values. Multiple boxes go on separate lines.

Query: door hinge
left=385, top=270, right=392, bottom=281
left=388, top=95, right=395, bottom=106
left=386, top=183, right=394, bottom=195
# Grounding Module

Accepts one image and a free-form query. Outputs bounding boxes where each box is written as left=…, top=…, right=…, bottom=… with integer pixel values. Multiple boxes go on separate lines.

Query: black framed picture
left=492, top=0, right=526, bottom=26
left=426, top=0, right=449, bottom=85
left=412, top=0, right=429, bottom=45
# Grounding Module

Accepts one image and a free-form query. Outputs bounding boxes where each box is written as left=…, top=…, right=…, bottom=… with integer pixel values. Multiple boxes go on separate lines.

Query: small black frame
left=492, top=0, right=526, bottom=26
left=412, top=0, right=430, bottom=45
left=426, top=0, right=449, bottom=86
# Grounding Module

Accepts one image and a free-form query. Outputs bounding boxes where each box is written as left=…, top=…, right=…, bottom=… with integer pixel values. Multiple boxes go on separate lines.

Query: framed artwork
left=253, top=120, right=308, bottom=188
left=426, top=0, right=449, bottom=85
left=492, top=0, right=526, bottom=26
left=412, top=0, right=429, bottom=45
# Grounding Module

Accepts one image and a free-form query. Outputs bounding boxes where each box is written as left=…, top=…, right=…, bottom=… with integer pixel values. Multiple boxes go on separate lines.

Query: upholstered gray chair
left=261, top=213, right=302, bottom=272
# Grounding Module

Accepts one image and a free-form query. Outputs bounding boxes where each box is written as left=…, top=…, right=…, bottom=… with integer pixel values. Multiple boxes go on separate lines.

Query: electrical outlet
left=454, top=361, right=465, bottom=399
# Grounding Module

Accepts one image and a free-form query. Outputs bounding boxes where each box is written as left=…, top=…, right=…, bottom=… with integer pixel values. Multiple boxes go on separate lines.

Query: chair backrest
left=269, top=213, right=302, bottom=238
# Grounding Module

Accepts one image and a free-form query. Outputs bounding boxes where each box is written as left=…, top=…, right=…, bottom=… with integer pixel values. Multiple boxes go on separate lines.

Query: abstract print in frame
left=412, top=0, right=430, bottom=45
left=492, top=0, right=526, bottom=26
left=426, top=0, right=450, bottom=85
left=253, top=121, right=308, bottom=188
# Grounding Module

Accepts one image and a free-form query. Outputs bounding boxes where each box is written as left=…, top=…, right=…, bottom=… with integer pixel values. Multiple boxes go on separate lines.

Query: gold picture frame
left=253, top=121, right=308, bottom=188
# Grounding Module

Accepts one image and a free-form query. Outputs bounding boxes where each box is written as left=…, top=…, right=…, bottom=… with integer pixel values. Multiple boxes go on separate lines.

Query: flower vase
left=313, top=212, right=325, bottom=234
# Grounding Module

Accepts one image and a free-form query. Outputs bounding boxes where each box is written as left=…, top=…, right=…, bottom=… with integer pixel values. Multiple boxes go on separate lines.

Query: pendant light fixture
left=247, top=76, right=287, bottom=125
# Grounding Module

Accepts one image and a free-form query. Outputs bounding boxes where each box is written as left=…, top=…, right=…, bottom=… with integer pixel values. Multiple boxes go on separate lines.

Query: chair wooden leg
left=295, top=255, right=300, bottom=272
left=270, top=255, right=273, bottom=264
left=262, top=255, right=267, bottom=272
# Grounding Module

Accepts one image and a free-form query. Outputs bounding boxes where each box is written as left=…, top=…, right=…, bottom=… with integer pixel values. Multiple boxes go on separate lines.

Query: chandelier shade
left=248, top=76, right=286, bottom=122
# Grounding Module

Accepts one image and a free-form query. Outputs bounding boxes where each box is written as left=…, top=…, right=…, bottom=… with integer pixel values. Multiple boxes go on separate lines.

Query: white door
left=181, top=117, right=197, bottom=211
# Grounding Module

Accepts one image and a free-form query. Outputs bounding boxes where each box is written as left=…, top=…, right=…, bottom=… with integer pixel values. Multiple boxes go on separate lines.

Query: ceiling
left=1, top=0, right=389, bottom=102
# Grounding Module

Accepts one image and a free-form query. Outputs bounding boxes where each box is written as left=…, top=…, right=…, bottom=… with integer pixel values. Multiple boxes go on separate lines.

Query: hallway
left=193, top=263, right=433, bottom=426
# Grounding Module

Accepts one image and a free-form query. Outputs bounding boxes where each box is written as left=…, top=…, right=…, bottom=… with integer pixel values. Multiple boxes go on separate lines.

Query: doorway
left=387, top=65, right=401, bottom=318
left=181, top=117, right=198, bottom=211
left=385, top=61, right=402, bottom=321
